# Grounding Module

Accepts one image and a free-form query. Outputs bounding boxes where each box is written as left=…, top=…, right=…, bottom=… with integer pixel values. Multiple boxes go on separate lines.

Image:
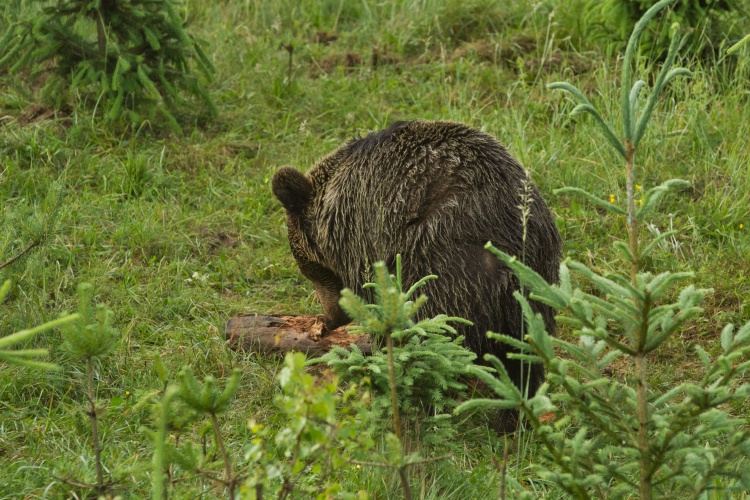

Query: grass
left=1, top=0, right=750, bottom=497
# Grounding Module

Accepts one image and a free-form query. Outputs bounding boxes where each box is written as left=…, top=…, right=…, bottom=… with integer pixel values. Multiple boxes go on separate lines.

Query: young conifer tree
left=457, top=1, right=750, bottom=498
left=0, top=280, right=77, bottom=371
left=0, top=182, right=64, bottom=278
left=0, top=0, right=214, bottom=132
left=60, top=284, right=120, bottom=495
left=314, top=256, right=478, bottom=499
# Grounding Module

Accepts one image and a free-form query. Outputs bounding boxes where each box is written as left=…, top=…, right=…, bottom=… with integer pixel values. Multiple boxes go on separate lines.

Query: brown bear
left=272, top=120, right=561, bottom=407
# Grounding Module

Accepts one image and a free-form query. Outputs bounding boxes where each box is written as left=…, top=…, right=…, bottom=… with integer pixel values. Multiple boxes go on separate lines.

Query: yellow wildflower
left=609, top=194, right=615, bottom=203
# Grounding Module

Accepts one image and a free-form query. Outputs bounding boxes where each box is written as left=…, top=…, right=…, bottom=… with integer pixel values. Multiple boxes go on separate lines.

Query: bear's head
left=272, top=167, right=350, bottom=331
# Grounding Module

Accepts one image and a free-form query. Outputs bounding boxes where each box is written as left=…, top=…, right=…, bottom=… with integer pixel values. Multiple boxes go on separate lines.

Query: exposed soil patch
left=309, top=45, right=400, bottom=78
left=371, top=48, right=399, bottom=68
left=17, top=104, right=56, bottom=126
left=451, top=36, right=592, bottom=76
left=310, top=30, right=338, bottom=45
left=306, top=35, right=592, bottom=80
left=451, top=35, right=537, bottom=64
left=165, top=141, right=257, bottom=173
left=204, top=229, right=239, bottom=254
left=311, top=52, right=365, bottom=77
left=523, top=49, right=593, bottom=76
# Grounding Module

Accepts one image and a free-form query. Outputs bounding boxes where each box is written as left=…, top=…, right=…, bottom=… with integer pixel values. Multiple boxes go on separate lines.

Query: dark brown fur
left=273, top=121, right=562, bottom=417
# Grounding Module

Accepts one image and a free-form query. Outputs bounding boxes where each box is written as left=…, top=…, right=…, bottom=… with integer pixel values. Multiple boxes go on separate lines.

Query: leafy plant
left=147, top=353, right=375, bottom=499
left=0, top=0, right=215, bottom=132
left=242, top=352, right=374, bottom=499
left=457, top=0, right=750, bottom=498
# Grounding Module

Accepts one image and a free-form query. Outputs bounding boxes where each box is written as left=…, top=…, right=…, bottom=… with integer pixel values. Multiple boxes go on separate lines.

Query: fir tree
left=0, top=0, right=215, bottom=132
left=457, top=1, right=750, bottom=498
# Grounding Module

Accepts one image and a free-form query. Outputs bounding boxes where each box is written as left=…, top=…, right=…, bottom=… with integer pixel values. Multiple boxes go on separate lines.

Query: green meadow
left=1, top=0, right=749, bottom=497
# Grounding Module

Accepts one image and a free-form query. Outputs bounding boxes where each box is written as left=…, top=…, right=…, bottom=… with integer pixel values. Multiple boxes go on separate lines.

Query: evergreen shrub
left=0, top=0, right=215, bottom=131
left=457, top=1, right=750, bottom=498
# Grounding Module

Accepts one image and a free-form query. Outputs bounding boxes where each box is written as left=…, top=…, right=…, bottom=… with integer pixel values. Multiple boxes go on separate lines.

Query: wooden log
left=225, top=314, right=372, bottom=357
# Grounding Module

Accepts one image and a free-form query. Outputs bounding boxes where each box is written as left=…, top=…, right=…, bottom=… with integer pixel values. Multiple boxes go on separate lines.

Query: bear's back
left=308, top=121, right=557, bottom=295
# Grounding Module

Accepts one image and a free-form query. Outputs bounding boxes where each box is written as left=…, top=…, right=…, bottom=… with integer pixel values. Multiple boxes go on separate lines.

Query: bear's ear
left=272, top=167, right=314, bottom=213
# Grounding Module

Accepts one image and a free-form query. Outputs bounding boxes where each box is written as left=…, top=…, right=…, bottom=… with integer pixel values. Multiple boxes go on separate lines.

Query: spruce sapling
left=0, top=0, right=214, bottom=131
left=313, top=256, right=477, bottom=420
left=0, top=279, right=77, bottom=371
left=457, top=1, right=750, bottom=498
left=174, top=366, right=242, bottom=499
left=313, top=255, right=477, bottom=499
left=0, top=182, right=64, bottom=275
left=60, top=283, right=119, bottom=495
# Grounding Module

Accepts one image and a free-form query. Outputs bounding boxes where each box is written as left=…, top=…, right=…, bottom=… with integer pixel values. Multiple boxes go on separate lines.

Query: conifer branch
left=0, top=239, right=40, bottom=271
